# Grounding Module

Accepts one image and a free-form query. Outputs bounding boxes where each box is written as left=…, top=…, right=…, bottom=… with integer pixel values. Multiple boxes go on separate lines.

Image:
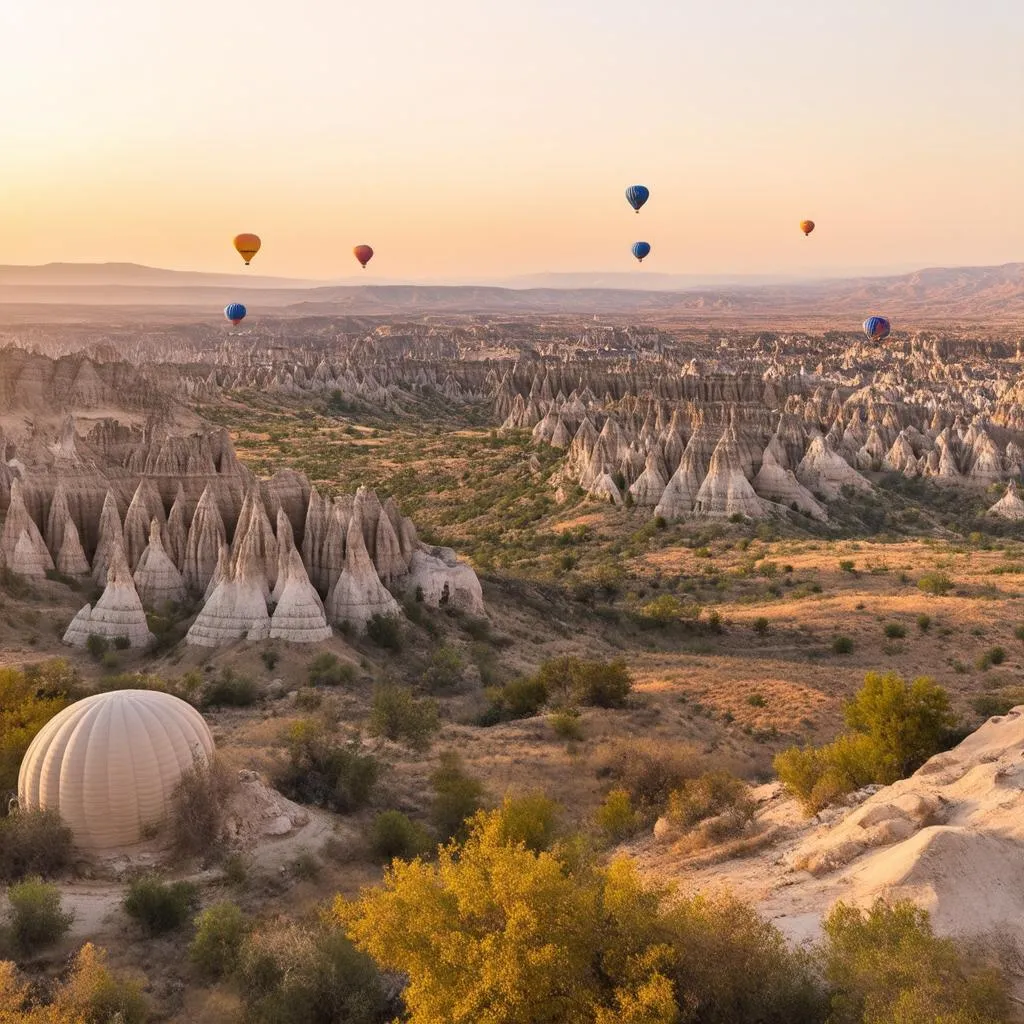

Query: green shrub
left=369, top=811, right=434, bottom=863
left=237, top=920, right=386, bottom=1024
left=821, top=898, right=1010, bottom=1024
left=917, top=613, right=932, bottom=632
left=86, top=633, right=109, bottom=659
left=883, top=622, right=906, bottom=639
left=273, top=721, right=379, bottom=813
left=917, top=572, right=954, bottom=596
left=839, top=560, right=856, bottom=573
left=638, top=594, right=699, bottom=626
left=0, top=666, right=75, bottom=794
left=0, top=810, right=73, bottom=883
left=5, top=876, right=73, bottom=953
left=971, top=689, right=1024, bottom=718
left=202, top=668, right=259, bottom=707
left=366, top=613, right=403, bottom=650
left=832, top=635, right=854, bottom=655
left=123, top=875, right=199, bottom=935
left=261, top=648, right=279, bottom=670
left=190, top=900, right=249, bottom=978
left=549, top=708, right=583, bottom=740
left=752, top=616, right=770, bottom=636
left=492, top=792, right=559, bottom=852
left=595, top=788, right=640, bottom=841
left=420, top=645, right=465, bottom=693
left=489, top=676, right=548, bottom=719
left=369, top=684, right=440, bottom=751
left=431, top=750, right=485, bottom=842
left=776, top=672, right=958, bottom=813
left=747, top=693, right=766, bottom=708
left=308, top=652, right=355, bottom=687
left=533, top=656, right=632, bottom=709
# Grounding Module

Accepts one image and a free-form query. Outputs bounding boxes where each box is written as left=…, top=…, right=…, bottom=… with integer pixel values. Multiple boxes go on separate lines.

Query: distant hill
left=0, top=261, right=1022, bottom=323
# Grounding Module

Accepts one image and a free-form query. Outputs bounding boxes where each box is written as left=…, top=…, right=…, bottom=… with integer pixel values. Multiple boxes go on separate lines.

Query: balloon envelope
left=626, top=185, right=650, bottom=213
left=800, top=220, right=815, bottom=236
left=863, top=315, right=891, bottom=342
left=224, top=302, right=247, bottom=325
left=233, top=233, right=261, bottom=265
left=353, top=244, right=374, bottom=268
left=631, top=241, right=651, bottom=263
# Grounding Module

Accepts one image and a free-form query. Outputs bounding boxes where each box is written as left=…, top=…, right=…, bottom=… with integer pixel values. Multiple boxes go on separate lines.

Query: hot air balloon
left=233, top=233, right=261, bottom=266
left=224, top=303, right=247, bottom=325
left=632, top=241, right=651, bottom=263
left=353, top=245, right=374, bottom=269
left=626, top=185, right=649, bottom=213
left=863, top=315, right=891, bottom=342
left=800, top=220, right=815, bottom=236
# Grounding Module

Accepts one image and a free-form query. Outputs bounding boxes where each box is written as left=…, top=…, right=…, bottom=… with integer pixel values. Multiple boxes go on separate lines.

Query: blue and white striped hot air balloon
left=631, top=241, right=651, bottom=263
left=863, top=315, right=891, bottom=342
left=625, top=185, right=650, bottom=213
left=224, top=303, right=247, bottom=325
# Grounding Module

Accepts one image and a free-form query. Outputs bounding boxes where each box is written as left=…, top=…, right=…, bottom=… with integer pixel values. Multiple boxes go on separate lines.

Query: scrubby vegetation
left=3, top=877, right=73, bottom=954
left=123, top=875, right=200, bottom=936
left=369, top=683, right=440, bottom=751
left=775, top=672, right=959, bottom=813
left=0, top=810, right=73, bottom=883
left=168, top=754, right=237, bottom=858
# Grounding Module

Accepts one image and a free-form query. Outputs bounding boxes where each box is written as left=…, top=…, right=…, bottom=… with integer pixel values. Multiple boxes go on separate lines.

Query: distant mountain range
left=0, top=261, right=1022, bottom=323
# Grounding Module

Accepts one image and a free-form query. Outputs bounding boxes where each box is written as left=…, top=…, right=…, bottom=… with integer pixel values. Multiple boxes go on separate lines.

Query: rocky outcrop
left=186, top=542, right=271, bottom=646
left=63, top=544, right=155, bottom=649
left=406, top=546, right=485, bottom=616
left=1, top=480, right=54, bottom=579
left=91, top=491, right=124, bottom=587
left=326, top=514, right=401, bottom=629
left=183, top=485, right=227, bottom=595
left=989, top=482, right=1024, bottom=520
left=692, top=431, right=767, bottom=519
left=269, top=548, right=332, bottom=643
left=134, top=519, right=187, bottom=608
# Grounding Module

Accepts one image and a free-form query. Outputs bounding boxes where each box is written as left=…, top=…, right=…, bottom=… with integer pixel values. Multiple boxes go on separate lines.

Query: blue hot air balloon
left=224, top=303, right=247, bottom=325
left=632, top=241, right=651, bottom=263
left=625, top=185, right=649, bottom=213
left=863, top=315, right=891, bottom=342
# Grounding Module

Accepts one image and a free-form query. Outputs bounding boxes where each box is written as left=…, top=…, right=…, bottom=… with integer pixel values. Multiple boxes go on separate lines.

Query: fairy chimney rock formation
left=134, top=519, right=187, bottom=608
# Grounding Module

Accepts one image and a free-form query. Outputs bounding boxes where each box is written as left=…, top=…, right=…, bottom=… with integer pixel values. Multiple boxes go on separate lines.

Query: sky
left=0, top=0, right=1022, bottom=281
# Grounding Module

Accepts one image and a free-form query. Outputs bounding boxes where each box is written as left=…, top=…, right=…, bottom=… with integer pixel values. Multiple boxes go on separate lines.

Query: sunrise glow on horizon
left=1, top=0, right=1021, bottom=280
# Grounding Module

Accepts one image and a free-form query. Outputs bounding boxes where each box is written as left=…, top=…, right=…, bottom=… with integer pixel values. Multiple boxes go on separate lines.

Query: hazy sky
left=1, top=0, right=1022, bottom=280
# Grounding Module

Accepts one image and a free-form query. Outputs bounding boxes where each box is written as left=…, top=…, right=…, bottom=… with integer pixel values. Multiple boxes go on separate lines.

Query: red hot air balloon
left=353, top=245, right=374, bottom=269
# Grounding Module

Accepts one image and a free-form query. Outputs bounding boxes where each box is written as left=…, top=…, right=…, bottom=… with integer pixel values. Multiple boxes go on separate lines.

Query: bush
left=776, top=672, right=958, bottom=813
left=821, top=898, right=1010, bottom=1024
left=169, top=754, right=236, bottom=858
left=534, top=656, right=632, bottom=709
left=832, top=635, right=854, bottom=655
left=491, top=792, right=559, bottom=852
left=261, top=648, right=279, bottom=670
left=0, top=666, right=75, bottom=796
left=420, top=645, right=465, bottom=693
left=917, top=613, right=932, bottom=632
left=5, top=876, right=73, bottom=953
left=883, top=622, right=906, bottom=639
left=489, top=676, right=548, bottom=719
left=0, top=810, right=73, bottom=883
left=190, top=900, right=249, bottom=979
left=369, top=811, right=433, bottom=863
left=596, top=739, right=703, bottom=816
left=752, top=616, right=770, bottom=636
left=366, top=613, right=403, bottom=650
left=638, top=594, right=699, bottom=626
left=431, top=750, right=485, bottom=842
left=202, top=668, right=259, bottom=707
left=369, top=684, right=440, bottom=751
left=41, top=943, right=147, bottom=1023
left=273, top=721, right=379, bottom=813
left=123, top=875, right=200, bottom=935
left=839, top=560, right=855, bottom=573
left=917, top=572, right=954, bottom=596
left=977, top=646, right=1006, bottom=671
left=86, top=633, right=109, bottom=659
left=549, top=708, right=583, bottom=740
left=236, top=920, right=386, bottom=1024
left=666, top=771, right=755, bottom=831
left=336, top=812, right=825, bottom=1024
left=972, top=688, right=1024, bottom=718
left=308, top=652, right=355, bottom=687
left=595, top=787, right=640, bottom=841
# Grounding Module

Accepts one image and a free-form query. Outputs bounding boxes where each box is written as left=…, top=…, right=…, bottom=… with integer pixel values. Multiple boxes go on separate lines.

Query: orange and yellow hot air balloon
left=800, top=220, right=815, bottom=237
left=233, top=233, right=261, bottom=266
left=353, top=244, right=374, bottom=269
